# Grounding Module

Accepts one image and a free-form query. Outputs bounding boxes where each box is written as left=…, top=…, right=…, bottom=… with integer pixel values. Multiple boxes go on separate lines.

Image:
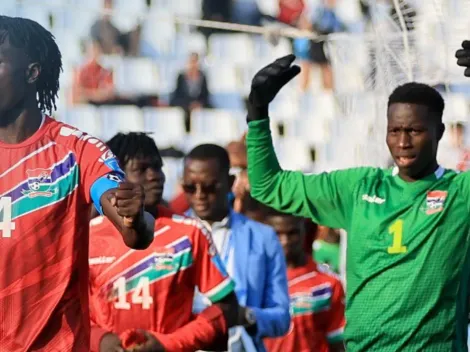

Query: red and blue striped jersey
left=0, top=116, right=123, bottom=351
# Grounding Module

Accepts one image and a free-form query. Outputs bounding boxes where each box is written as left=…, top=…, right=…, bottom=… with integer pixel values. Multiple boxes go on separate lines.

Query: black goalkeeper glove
left=456, top=40, right=470, bottom=77
left=247, top=54, right=301, bottom=123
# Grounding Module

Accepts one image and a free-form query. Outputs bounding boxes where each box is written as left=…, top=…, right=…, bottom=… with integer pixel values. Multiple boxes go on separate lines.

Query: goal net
left=324, top=0, right=470, bottom=169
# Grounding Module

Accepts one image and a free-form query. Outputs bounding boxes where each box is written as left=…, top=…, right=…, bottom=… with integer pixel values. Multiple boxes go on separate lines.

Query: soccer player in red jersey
left=263, top=209, right=345, bottom=352
left=0, top=16, right=155, bottom=351
left=89, top=132, right=240, bottom=352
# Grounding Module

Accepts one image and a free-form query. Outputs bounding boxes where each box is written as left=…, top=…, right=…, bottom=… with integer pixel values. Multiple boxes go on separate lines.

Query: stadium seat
left=161, top=157, right=183, bottom=201
left=443, top=93, right=469, bottom=123
left=1, top=0, right=19, bottom=17
left=59, top=105, right=102, bottom=138
left=173, top=33, right=207, bottom=58
left=155, top=60, right=184, bottom=95
left=141, top=9, right=176, bottom=58
left=299, top=92, right=337, bottom=121
left=206, top=64, right=239, bottom=93
left=209, top=34, right=255, bottom=65
left=283, top=116, right=330, bottom=145
left=167, top=0, right=202, bottom=18
left=53, top=31, right=83, bottom=64
left=113, top=58, right=160, bottom=96
left=190, top=109, right=243, bottom=145
left=274, top=138, right=313, bottom=172
left=52, top=0, right=99, bottom=37
left=99, top=106, right=144, bottom=141
left=17, top=5, right=52, bottom=30
left=211, top=93, right=244, bottom=110
left=142, top=107, right=186, bottom=149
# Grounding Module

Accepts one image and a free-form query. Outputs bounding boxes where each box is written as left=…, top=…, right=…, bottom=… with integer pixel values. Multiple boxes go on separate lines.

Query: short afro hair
left=388, top=82, right=445, bottom=122
left=185, top=144, right=231, bottom=174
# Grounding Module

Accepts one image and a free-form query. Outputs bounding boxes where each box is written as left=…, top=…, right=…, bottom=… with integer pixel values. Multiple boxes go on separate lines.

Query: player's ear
left=26, top=62, right=41, bottom=84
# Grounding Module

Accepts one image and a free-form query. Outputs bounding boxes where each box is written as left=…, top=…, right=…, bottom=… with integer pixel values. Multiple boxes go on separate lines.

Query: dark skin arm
left=101, top=182, right=154, bottom=250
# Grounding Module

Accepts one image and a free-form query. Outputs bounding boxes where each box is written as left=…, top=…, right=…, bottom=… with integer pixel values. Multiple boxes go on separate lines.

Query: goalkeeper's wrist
left=247, top=104, right=269, bottom=122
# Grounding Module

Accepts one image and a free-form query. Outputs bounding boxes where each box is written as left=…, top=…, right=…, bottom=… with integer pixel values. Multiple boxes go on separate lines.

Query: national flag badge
left=426, top=190, right=448, bottom=215
left=22, top=168, right=56, bottom=198
left=153, top=248, right=175, bottom=270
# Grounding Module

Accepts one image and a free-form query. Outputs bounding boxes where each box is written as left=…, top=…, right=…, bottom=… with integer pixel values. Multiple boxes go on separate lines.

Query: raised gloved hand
left=456, top=40, right=470, bottom=77
left=247, top=54, right=301, bottom=122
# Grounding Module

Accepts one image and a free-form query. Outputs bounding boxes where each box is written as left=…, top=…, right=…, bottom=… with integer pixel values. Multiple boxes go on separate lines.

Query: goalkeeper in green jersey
left=245, top=54, right=470, bottom=352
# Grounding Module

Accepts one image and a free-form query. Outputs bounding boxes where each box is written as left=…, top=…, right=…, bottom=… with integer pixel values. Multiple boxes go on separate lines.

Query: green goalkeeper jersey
left=247, top=119, right=470, bottom=352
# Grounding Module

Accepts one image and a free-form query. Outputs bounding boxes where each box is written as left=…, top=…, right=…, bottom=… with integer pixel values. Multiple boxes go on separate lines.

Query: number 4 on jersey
left=0, top=197, right=16, bottom=238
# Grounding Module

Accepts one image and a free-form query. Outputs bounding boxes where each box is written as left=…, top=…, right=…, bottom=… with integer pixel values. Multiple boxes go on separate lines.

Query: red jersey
left=88, top=212, right=234, bottom=350
left=264, top=258, right=345, bottom=352
left=0, top=116, right=123, bottom=351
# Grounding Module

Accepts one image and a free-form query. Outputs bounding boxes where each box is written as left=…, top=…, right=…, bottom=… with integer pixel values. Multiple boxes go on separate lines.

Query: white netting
left=325, top=0, right=470, bottom=168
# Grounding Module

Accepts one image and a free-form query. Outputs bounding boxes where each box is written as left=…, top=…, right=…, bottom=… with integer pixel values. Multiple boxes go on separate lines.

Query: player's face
left=267, top=215, right=304, bottom=261
left=124, top=156, right=165, bottom=207
left=0, top=37, right=30, bottom=120
left=183, top=158, right=231, bottom=221
left=386, top=103, right=443, bottom=180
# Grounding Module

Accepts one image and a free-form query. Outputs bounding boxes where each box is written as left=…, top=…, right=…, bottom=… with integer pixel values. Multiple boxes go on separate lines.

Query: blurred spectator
left=200, top=0, right=231, bottom=39
left=231, top=0, right=263, bottom=26
left=278, top=0, right=305, bottom=25
left=294, top=0, right=345, bottom=91
left=170, top=53, right=212, bottom=132
left=184, top=144, right=290, bottom=351
left=71, top=41, right=159, bottom=107
left=264, top=210, right=345, bottom=352
left=90, top=0, right=141, bottom=56
left=70, top=41, right=115, bottom=105
left=313, top=225, right=341, bottom=273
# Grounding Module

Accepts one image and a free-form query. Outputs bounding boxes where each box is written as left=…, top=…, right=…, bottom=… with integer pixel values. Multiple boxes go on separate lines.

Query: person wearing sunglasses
left=183, top=143, right=290, bottom=352
left=88, top=133, right=242, bottom=352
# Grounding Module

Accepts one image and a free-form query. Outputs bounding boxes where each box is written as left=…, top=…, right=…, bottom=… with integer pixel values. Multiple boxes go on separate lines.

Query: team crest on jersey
left=22, top=168, right=56, bottom=198
left=426, top=191, right=447, bottom=215
left=153, top=248, right=175, bottom=270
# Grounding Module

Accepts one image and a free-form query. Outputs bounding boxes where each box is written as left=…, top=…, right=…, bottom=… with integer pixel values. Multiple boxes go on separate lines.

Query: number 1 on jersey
left=388, top=219, right=407, bottom=254
left=0, top=197, right=16, bottom=238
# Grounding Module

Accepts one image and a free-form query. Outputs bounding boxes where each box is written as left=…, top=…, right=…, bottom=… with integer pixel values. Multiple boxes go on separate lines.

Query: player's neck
left=203, top=208, right=229, bottom=227
left=288, top=254, right=307, bottom=268
left=0, top=104, right=43, bottom=144
left=398, top=161, right=439, bottom=182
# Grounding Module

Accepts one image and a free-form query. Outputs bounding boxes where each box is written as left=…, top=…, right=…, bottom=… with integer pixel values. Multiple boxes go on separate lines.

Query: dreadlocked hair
left=106, top=132, right=162, bottom=167
left=0, top=16, right=62, bottom=114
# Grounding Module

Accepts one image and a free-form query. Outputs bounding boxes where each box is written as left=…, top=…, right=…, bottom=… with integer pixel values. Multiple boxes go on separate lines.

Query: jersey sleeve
left=319, top=279, right=346, bottom=345
left=191, top=222, right=234, bottom=303
left=246, top=119, right=376, bottom=230
left=58, top=125, right=125, bottom=212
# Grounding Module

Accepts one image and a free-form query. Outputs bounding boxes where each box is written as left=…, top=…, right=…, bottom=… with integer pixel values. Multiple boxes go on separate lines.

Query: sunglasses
left=182, top=182, right=221, bottom=194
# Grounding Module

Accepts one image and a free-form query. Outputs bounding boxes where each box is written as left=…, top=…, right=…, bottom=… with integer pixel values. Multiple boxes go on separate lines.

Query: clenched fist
left=108, top=182, right=145, bottom=228
left=247, top=54, right=300, bottom=122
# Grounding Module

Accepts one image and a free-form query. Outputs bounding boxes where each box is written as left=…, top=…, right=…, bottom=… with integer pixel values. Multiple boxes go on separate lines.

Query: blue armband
left=90, top=172, right=125, bottom=215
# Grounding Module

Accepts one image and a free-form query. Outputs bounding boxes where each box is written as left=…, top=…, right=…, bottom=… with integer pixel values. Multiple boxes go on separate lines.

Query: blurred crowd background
left=3, top=0, right=470, bottom=279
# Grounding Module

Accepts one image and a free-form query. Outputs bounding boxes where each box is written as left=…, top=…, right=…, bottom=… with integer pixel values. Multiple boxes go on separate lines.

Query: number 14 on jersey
left=0, top=197, right=15, bottom=238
